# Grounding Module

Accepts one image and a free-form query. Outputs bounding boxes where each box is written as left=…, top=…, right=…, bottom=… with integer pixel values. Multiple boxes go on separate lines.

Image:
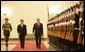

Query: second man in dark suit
left=17, top=19, right=27, bottom=49
left=33, top=18, right=43, bottom=49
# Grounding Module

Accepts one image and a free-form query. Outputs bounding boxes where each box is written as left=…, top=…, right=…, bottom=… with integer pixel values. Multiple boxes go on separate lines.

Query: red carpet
left=12, top=42, right=48, bottom=51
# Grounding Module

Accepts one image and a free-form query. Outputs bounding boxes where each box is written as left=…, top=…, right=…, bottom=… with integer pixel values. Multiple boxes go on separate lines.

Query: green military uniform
left=2, top=23, right=12, bottom=47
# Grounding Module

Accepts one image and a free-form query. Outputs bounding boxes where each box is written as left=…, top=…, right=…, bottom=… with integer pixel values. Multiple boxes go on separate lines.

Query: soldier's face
left=5, top=19, right=8, bottom=23
left=80, top=3, right=84, bottom=12
left=76, top=8, right=79, bottom=14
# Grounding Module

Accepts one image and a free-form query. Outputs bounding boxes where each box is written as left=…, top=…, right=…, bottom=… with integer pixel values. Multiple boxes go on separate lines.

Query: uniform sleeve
left=10, top=24, right=12, bottom=31
left=2, top=24, right=5, bottom=30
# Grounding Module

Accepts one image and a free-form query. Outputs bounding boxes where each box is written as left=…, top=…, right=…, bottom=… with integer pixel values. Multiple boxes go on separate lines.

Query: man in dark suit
left=33, top=18, right=43, bottom=49
left=17, top=19, right=27, bottom=49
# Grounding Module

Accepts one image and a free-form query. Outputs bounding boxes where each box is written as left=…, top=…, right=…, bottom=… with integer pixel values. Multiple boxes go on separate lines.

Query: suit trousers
left=19, top=34, right=25, bottom=48
left=35, top=35, right=41, bottom=48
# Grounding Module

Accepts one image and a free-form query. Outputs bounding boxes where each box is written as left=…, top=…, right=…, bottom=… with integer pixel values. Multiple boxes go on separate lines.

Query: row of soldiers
left=47, top=1, right=84, bottom=48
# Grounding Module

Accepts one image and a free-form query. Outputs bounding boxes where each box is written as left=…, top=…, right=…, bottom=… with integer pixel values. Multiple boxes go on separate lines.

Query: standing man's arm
left=2, top=24, right=5, bottom=34
left=10, top=24, right=12, bottom=31
left=33, top=24, right=35, bottom=34
left=41, top=24, right=43, bottom=36
left=17, top=25, right=20, bottom=35
left=2, top=24, right=5, bottom=30
left=25, top=25, right=27, bottom=35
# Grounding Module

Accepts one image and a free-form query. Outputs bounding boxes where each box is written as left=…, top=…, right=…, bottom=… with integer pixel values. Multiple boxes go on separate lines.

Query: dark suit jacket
left=33, top=23, right=43, bottom=36
left=17, top=24, right=27, bottom=36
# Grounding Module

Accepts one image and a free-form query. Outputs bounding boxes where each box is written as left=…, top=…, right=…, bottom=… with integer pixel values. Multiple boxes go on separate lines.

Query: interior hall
left=1, top=1, right=84, bottom=51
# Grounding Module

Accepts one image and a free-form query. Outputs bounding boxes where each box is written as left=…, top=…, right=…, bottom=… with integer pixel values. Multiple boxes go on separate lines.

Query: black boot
left=6, top=42, right=8, bottom=47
